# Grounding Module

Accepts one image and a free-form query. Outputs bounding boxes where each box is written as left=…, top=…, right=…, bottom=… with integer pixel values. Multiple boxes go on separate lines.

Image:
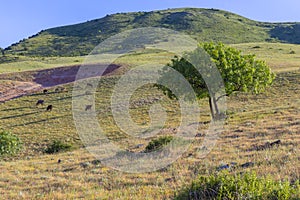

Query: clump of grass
left=177, top=171, right=300, bottom=200
left=145, top=135, right=173, bottom=152
left=44, top=140, right=72, bottom=154
left=0, top=130, right=22, bottom=156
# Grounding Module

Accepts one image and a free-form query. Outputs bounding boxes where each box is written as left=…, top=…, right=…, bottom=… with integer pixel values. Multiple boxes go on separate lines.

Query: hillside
left=3, top=8, right=300, bottom=57
left=0, top=68, right=299, bottom=198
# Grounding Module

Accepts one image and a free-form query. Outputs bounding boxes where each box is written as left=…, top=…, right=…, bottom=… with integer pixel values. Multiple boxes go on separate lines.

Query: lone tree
left=0, top=48, right=4, bottom=56
left=157, top=42, right=275, bottom=119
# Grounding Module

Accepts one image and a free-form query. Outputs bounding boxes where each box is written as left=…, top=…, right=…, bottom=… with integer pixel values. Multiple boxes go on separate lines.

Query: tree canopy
left=201, top=42, right=275, bottom=95
left=157, top=42, right=275, bottom=119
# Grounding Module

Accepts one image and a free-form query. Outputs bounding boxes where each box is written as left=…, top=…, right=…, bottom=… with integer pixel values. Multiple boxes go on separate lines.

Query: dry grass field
left=0, top=43, right=299, bottom=199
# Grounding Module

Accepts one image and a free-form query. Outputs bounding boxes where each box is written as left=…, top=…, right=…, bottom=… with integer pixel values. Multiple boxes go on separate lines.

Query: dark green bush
left=0, top=130, right=22, bottom=156
left=176, top=172, right=300, bottom=200
left=252, top=45, right=261, bottom=48
left=145, top=135, right=173, bottom=152
left=44, top=140, right=72, bottom=154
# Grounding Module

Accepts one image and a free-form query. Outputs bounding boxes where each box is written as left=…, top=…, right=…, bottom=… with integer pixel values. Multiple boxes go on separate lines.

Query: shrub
left=44, top=140, right=72, bottom=154
left=145, top=135, right=173, bottom=152
left=176, top=172, right=300, bottom=200
left=0, top=130, right=22, bottom=156
left=252, top=45, right=261, bottom=48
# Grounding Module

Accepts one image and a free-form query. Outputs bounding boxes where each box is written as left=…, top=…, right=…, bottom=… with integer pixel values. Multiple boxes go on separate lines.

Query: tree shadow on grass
left=0, top=106, right=32, bottom=112
left=9, top=115, right=69, bottom=128
left=0, top=111, right=40, bottom=120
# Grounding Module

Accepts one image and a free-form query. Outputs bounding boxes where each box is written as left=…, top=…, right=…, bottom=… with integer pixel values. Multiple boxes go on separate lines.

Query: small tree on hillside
left=0, top=48, right=4, bottom=56
left=156, top=42, right=275, bottom=119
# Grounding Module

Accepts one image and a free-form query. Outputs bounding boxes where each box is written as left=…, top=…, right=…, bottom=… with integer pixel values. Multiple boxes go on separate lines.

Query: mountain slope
left=3, top=8, right=300, bottom=57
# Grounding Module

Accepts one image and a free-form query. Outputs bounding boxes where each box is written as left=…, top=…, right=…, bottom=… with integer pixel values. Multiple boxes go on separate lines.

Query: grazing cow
left=55, top=87, right=65, bottom=93
left=85, top=91, right=92, bottom=95
left=86, top=83, right=93, bottom=87
left=36, top=99, right=44, bottom=106
left=269, top=139, right=281, bottom=147
left=46, top=105, right=53, bottom=111
left=43, top=89, right=48, bottom=94
left=85, top=105, right=92, bottom=111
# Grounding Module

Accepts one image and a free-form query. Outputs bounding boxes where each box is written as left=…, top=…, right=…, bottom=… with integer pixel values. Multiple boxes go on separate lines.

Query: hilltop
left=3, top=8, right=300, bottom=57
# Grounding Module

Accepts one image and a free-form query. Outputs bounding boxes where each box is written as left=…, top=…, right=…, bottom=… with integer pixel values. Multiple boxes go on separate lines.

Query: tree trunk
left=212, top=96, right=220, bottom=116
left=209, top=95, right=221, bottom=120
left=209, top=97, right=215, bottom=119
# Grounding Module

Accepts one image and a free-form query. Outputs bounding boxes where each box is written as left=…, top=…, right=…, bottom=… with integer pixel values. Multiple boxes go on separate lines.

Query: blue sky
left=1, top=0, right=300, bottom=48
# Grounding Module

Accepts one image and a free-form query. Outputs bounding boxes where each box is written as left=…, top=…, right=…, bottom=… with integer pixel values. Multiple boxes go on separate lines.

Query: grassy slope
left=0, top=56, right=84, bottom=73
left=4, top=7, right=300, bottom=57
left=1, top=42, right=299, bottom=74
left=0, top=45, right=299, bottom=199
left=231, top=42, right=300, bottom=72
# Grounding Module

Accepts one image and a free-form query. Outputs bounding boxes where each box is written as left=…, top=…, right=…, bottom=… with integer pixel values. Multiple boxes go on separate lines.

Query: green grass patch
left=145, top=135, right=173, bottom=152
left=177, top=171, right=300, bottom=200
left=0, top=55, right=85, bottom=73
left=44, top=140, right=72, bottom=154
left=0, top=130, right=22, bottom=156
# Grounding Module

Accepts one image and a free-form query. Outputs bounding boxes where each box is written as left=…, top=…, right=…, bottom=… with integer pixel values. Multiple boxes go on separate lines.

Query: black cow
left=269, top=139, right=281, bottom=147
left=46, top=105, right=53, bottom=111
left=36, top=99, right=44, bottom=106
left=85, top=105, right=92, bottom=111
left=43, top=89, right=48, bottom=94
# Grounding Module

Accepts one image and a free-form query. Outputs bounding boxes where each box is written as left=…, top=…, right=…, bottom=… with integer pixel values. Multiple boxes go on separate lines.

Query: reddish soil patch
left=0, top=81, right=42, bottom=102
left=0, top=63, right=121, bottom=102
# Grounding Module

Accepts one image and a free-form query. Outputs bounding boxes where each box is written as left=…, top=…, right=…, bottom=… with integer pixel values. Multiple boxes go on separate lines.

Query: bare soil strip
left=0, top=63, right=121, bottom=102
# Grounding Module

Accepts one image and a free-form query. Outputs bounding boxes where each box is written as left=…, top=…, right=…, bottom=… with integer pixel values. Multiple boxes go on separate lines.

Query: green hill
left=3, top=8, right=300, bottom=57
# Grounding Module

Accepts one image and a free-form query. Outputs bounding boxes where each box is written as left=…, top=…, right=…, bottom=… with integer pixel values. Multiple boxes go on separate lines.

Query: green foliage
left=44, top=140, right=72, bottom=154
left=289, top=50, right=296, bottom=54
left=159, top=42, right=275, bottom=98
left=252, top=45, right=261, bottom=49
left=155, top=54, right=208, bottom=101
left=0, top=130, right=22, bottom=156
left=157, top=42, right=275, bottom=118
left=176, top=172, right=300, bottom=200
left=0, top=47, right=4, bottom=56
left=201, top=42, right=276, bottom=95
left=270, top=24, right=300, bottom=44
left=145, top=135, right=173, bottom=152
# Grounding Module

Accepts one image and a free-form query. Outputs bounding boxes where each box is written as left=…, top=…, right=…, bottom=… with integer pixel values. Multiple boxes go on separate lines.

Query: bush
left=289, top=50, right=296, bottom=54
left=252, top=45, right=261, bottom=48
left=44, top=140, right=72, bottom=154
left=176, top=172, right=300, bottom=200
left=0, top=130, right=22, bottom=156
left=145, top=135, right=173, bottom=152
